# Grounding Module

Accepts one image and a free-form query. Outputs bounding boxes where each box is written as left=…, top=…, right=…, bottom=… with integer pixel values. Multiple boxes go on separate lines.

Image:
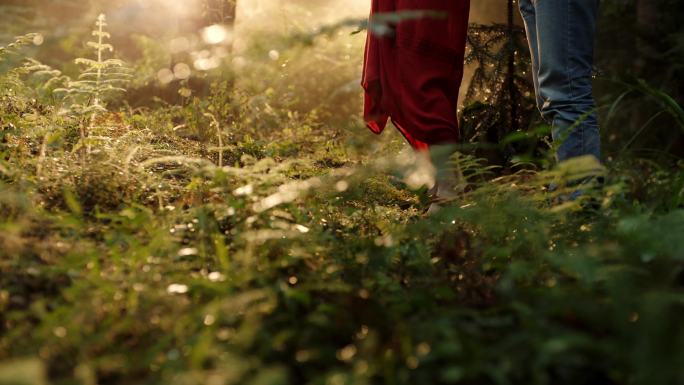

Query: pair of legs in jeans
left=413, top=0, right=603, bottom=209
left=519, top=0, right=602, bottom=162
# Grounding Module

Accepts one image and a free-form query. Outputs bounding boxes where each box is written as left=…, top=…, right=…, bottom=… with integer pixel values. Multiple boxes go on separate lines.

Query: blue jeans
left=519, top=0, right=602, bottom=162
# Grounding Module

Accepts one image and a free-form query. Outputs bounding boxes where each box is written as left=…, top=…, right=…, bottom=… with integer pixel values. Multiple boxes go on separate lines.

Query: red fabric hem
left=361, top=0, right=470, bottom=150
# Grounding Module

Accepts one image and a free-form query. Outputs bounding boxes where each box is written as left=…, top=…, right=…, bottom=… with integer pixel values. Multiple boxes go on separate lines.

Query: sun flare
left=202, top=24, right=231, bottom=45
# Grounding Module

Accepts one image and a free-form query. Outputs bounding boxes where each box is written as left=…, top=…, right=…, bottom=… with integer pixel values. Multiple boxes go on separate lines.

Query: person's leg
left=528, top=0, right=602, bottom=162
left=426, top=143, right=465, bottom=215
left=518, top=0, right=543, bottom=112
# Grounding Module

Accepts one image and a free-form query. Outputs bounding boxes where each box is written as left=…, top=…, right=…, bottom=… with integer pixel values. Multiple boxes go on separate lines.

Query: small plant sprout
left=204, top=112, right=225, bottom=167
left=55, top=14, right=131, bottom=148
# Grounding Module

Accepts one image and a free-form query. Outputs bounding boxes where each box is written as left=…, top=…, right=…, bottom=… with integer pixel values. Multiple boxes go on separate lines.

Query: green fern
left=21, top=58, right=69, bottom=96
left=0, top=33, right=42, bottom=64
left=51, top=13, right=130, bottom=152
left=0, top=34, right=48, bottom=107
left=55, top=14, right=130, bottom=116
left=0, top=33, right=43, bottom=93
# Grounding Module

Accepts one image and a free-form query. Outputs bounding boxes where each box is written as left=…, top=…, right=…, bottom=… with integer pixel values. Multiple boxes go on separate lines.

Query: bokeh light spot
left=157, top=68, right=174, bottom=84
left=32, top=34, right=44, bottom=46
left=202, top=24, right=230, bottom=45
left=173, top=63, right=191, bottom=80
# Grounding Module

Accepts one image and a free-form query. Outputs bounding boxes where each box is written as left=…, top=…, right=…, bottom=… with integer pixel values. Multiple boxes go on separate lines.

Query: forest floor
left=2, top=98, right=684, bottom=385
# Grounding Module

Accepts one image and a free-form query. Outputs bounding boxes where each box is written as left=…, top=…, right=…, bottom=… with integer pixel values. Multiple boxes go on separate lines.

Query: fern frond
left=74, top=58, right=100, bottom=66
left=61, top=12, right=129, bottom=118
left=102, top=59, right=125, bottom=66
left=50, top=12, right=130, bottom=148
left=0, top=33, right=42, bottom=64
left=92, top=31, right=111, bottom=39
left=86, top=42, right=114, bottom=52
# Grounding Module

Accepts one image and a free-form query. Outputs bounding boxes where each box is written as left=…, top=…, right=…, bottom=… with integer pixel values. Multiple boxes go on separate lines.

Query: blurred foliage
left=595, top=0, right=684, bottom=159
left=0, top=1, right=683, bottom=385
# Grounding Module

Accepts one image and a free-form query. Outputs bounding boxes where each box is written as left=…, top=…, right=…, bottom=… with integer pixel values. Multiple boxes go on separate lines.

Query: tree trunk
left=635, top=0, right=658, bottom=75
left=205, top=0, right=237, bottom=27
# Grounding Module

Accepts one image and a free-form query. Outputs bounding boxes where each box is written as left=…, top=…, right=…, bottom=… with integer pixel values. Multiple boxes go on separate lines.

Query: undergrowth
left=1, top=11, right=684, bottom=385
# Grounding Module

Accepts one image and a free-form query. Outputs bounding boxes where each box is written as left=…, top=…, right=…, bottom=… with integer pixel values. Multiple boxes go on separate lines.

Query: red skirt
left=362, top=0, right=470, bottom=150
